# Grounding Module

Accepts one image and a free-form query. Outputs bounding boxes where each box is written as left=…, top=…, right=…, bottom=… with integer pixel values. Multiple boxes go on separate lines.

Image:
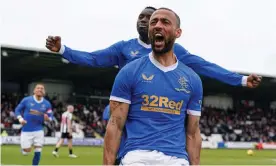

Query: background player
left=15, top=83, right=53, bottom=165
left=46, top=6, right=261, bottom=89
left=104, top=7, right=202, bottom=165
left=52, top=105, right=77, bottom=158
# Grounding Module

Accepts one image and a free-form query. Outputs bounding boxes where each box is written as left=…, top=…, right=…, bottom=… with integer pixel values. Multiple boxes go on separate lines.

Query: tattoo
left=187, top=115, right=200, bottom=135
left=110, top=116, right=122, bottom=126
left=103, top=101, right=129, bottom=164
left=110, top=101, right=120, bottom=111
left=109, top=101, right=129, bottom=130
left=193, top=119, right=199, bottom=128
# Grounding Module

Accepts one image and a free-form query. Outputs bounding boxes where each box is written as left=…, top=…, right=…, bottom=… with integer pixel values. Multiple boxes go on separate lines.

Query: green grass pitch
left=1, top=145, right=276, bottom=165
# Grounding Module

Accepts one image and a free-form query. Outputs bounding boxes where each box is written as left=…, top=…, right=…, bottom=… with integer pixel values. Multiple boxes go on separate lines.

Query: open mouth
left=154, top=33, right=165, bottom=47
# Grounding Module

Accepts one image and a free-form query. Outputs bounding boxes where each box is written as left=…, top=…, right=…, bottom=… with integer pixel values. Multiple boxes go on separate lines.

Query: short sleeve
left=15, top=97, right=28, bottom=117
left=110, top=67, right=132, bottom=104
left=187, top=74, right=203, bottom=116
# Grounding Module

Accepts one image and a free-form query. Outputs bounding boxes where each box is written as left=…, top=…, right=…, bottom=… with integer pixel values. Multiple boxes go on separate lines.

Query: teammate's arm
left=103, top=64, right=132, bottom=165
left=14, top=98, right=27, bottom=125
left=186, top=74, right=203, bottom=165
left=103, top=101, right=129, bottom=165
left=44, top=104, right=53, bottom=121
left=46, top=36, right=123, bottom=67
left=174, top=44, right=261, bottom=87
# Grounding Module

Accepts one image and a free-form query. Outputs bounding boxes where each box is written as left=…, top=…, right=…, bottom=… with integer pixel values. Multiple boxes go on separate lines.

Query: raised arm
left=186, top=74, right=203, bottom=165
left=174, top=44, right=261, bottom=87
left=103, top=101, right=129, bottom=165
left=46, top=36, right=124, bottom=67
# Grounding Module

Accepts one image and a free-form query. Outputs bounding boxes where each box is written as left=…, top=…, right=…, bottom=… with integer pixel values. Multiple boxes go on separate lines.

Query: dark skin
left=136, top=8, right=156, bottom=44
left=45, top=7, right=261, bottom=88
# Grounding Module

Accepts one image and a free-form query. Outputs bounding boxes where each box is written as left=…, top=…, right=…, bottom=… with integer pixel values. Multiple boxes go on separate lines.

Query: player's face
left=34, top=84, right=45, bottom=97
left=68, top=106, right=74, bottom=113
left=136, top=8, right=155, bottom=39
left=149, top=9, right=182, bottom=54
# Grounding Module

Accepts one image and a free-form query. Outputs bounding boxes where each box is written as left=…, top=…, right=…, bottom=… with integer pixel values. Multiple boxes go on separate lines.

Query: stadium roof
left=1, top=45, right=118, bottom=89
left=1, top=46, right=276, bottom=100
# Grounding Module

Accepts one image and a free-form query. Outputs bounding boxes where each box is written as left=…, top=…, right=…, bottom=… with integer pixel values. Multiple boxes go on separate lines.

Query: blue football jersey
left=110, top=53, right=203, bottom=159
left=61, top=38, right=244, bottom=86
left=15, top=96, right=53, bottom=132
left=102, top=105, right=110, bottom=121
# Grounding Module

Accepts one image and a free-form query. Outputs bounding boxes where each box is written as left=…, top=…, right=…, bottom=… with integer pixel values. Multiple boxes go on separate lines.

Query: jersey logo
left=130, top=50, right=139, bottom=57
left=141, top=95, right=183, bottom=115
left=30, top=103, right=34, bottom=107
left=29, top=109, right=43, bottom=116
left=142, top=73, right=154, bottom=82
left=175, top=76, right=191, bottom=93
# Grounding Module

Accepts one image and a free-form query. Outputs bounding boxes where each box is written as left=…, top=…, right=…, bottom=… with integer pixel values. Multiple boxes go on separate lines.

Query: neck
left=139, top=35, right=150, bottom=44
left=34, top=95, right=42, bottom=101
left=152, top=50, right=176, bottom=67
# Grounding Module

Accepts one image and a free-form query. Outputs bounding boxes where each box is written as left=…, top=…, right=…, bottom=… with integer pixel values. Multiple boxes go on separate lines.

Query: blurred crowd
left=200, top=106, right=276, bottom=142
left=1, top=93, right=276, bottom=142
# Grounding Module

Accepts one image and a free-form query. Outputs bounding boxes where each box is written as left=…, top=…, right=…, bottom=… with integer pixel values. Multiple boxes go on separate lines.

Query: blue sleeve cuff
left=242, top=76, right=248, bottom=87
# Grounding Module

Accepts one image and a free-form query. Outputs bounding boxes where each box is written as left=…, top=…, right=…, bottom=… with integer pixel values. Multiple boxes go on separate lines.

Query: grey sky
left=1, top=0, right=275, bottom=76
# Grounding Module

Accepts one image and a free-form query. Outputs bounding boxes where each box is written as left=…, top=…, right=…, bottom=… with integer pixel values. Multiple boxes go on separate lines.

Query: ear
left=175, top=28, right=182, bottom=38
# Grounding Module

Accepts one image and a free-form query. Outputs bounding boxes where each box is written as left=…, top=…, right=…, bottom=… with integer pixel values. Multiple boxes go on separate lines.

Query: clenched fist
left=46, top=36, right=62, bottom=52
left=246, top=74, right=262, bottom=88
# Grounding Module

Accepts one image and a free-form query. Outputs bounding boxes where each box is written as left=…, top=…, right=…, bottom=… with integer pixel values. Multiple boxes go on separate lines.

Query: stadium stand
left=1, top=92, right=275, bottom=142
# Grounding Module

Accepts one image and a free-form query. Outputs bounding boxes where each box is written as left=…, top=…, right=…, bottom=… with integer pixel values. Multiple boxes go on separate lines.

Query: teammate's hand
left=46, top=36, right=62, bottom=52
left=19, top=118, right=27, bottom=125
left=247, top=74, right=262, bottom=88
left=44, top=114, right=50, bottom=121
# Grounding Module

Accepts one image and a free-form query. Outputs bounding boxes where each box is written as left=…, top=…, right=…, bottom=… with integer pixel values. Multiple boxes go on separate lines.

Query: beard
left=150, top=35, right=175, bottom=56
left=137, top=25, right=149, bottom=40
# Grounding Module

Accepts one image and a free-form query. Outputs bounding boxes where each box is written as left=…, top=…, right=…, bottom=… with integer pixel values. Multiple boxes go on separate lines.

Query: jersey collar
left=149, top=52, right=178, bottom=72
left=33, top=95, right=44, bottom=103
left=137, top=38, right=151, bottom=49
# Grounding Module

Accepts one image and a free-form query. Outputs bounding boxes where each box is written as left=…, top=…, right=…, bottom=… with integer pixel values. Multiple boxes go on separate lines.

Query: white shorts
left=21, top=130, right=44, bottom=149
left=120, top=150, right=189, bottom=166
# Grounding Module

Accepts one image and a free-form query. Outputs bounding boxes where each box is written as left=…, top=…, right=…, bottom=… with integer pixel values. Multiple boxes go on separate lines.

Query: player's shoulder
left=42, top=98, right=51, bottom=106
left=67, top=112, right=73, bottom=118
left=62, top=111, right=68, bottom=116
left=120, top=54, right=149, bottom=72
left=173, top=43, right=190, bottom=55
left=43, top=98, right=51, bottom=103
left=178, top=62, right=201, bottom=82
left=118, top=38, right=137, bottom=46
left=124, top=38, right=137, bottom=43
left=22, top=96, right=32, bottom=102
